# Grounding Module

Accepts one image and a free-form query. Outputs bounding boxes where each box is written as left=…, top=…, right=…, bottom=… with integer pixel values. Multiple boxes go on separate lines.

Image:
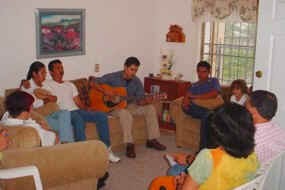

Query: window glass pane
left=204, top=22, right=211, bottom=43
left=239, top=48, right=248, bottom=57
left=233, top=38, right=240, bottom=45
left=224, top=37, right=232, bottom=44
left=224, top=47, right=231, bottom=55
left=249, top=39, right=255, bottom=46
left=203, top=44, right=210, bottom=54
left=201, top=21, right=256, bottom=85
left=232, top=47, right=239, bottom=56
left=248, top=49, right=255, bottom=57
left=240, top=38, right=248, bottom=46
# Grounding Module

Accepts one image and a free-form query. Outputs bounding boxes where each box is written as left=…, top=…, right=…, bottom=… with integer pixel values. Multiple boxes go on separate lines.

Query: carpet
left=102, top=131, right=192, bottom=190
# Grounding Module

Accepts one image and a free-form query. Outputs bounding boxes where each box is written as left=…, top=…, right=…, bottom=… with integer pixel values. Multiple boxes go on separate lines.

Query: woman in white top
left=230, top=79, right=248, bottom=106
left=1, top=91, right=57, bottom=146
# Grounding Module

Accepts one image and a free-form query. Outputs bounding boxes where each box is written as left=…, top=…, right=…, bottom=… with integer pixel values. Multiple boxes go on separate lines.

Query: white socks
left=165, top=154, right=177, bottom=166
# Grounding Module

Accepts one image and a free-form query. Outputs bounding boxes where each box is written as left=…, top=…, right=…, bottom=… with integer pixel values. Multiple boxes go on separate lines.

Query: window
left=201, top=22, right=257, bottom=86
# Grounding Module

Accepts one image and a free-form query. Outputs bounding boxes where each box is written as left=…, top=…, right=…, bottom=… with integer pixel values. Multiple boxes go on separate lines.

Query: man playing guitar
left=90, top=56, right=166, bottom=158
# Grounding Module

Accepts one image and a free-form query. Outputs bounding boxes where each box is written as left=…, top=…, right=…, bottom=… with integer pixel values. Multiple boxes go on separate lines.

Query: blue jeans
left=71, top=109, right=111, bottom=147
left=46, top=110, right=74, bottom=142
left=167, top=164, right=188, bottom=176
left=70, top=111, right=86, bottom=141
left=183, top=102, right=211, bottom=150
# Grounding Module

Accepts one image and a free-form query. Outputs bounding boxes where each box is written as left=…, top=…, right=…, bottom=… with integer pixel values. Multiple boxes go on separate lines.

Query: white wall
left=0, top=0, right=156, bottom=95
left=0, top=0, right=199, bottom=95
left=153, top=0, right=200, bottom=82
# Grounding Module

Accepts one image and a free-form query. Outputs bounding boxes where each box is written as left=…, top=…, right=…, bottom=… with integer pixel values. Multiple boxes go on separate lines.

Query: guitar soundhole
left=105, top=101, right=118, bottom=108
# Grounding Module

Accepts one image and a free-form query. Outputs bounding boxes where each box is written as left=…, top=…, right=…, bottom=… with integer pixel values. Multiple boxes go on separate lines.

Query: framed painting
left=35, top=9, right=85, bottom=58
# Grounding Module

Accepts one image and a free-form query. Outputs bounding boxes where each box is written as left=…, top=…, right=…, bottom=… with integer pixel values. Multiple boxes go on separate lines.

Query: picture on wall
left=35, top=9, right=85, bottom=58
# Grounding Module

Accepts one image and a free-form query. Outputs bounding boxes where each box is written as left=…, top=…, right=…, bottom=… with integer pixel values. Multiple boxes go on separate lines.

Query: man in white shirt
left=21, top=61, right=74, bottom=143
left=45, top=59, right=120, bottom=163
left=246, top=90, right=285, bottom=164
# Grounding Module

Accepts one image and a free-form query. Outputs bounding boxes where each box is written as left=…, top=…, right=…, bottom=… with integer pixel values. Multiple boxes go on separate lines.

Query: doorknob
left=255, top=70, right=263, bottom=78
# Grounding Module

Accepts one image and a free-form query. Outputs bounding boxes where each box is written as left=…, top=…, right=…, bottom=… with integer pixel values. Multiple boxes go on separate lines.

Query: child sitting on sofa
left=1, top=91, right=58, bottom=146
left=230, top=79, right=248, bottom=106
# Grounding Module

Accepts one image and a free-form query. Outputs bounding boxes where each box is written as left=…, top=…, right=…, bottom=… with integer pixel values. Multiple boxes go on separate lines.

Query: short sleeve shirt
left=187, top=148, right=259, bottom=189
left=96, top=71, right=145, bottom=103
left=189, top=78, right=221, bottom=95
left=44, top=80, right=79, bottom=111
left=187, top=149, right=213, bottom=185
left=255, top=121, right=285, bottom=164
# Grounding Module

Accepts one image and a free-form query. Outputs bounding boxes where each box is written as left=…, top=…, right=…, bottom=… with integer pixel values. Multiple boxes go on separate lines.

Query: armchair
left=170, top=96, right=224, bottom=153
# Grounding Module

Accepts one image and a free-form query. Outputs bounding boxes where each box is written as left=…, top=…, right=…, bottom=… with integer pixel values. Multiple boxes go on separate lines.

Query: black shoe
left=126, top=143, right=136, bottom=158
left=97, top=172, right=109, bottom=189
left=146, top=139, right=166, bottom=151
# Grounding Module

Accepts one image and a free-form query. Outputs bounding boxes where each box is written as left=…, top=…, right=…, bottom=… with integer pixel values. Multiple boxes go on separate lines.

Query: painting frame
left=35, top=8, right=86, bottom=59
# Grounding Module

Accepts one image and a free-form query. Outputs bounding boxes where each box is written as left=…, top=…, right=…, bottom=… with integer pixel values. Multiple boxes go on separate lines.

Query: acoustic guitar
left=89, top=84, right=168, bottom=112
left=89, top=84, right=128, bottom=112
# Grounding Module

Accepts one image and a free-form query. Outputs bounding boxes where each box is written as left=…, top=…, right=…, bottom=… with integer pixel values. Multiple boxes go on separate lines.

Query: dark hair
left=124, top=57, right=140, bottom=67
left=249, top=90, right=278, bottom=120
left=197, top=61, right=211, bottom=71
left=48, top=59, right=62, bottom=71
left=5, top=91, right=34, bottom=118
left=208, top=103, right=255, bottom=158
left=230, top=79, right=248, bottom=94
left=26, top=61, right=45, bottom=80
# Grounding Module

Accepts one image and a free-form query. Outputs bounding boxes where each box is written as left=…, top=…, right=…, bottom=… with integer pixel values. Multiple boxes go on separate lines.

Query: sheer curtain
left=192, top=0, right=258, bottom=23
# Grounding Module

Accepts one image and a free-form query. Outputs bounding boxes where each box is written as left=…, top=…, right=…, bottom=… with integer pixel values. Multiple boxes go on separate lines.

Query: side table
left=144, top=77, right=191, bottom=131
left=144, top=77, right=191, bottom=101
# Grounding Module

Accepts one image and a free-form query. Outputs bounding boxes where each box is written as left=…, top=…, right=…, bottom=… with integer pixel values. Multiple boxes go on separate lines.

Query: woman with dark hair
left=1, top=91, right=56, bottom=146
left=149, top=103, right=259, bottom=190
left=20, top=61, right=75, bottom=143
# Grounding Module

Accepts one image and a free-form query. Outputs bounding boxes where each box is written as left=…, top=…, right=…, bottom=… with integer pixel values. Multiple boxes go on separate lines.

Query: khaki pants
left=110, top=104, right=160, bottom=143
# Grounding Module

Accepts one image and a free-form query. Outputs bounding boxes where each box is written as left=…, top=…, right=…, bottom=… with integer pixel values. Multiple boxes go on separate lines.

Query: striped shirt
left=255, top=121, right=285, bottom=165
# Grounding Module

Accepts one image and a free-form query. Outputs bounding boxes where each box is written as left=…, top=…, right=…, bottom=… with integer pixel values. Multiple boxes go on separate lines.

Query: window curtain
left=192, top=0, right=258, bottom=23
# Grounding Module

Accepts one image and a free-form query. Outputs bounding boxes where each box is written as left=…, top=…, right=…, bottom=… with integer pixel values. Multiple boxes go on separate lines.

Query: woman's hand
left=175, top=173, right=187, bottom=190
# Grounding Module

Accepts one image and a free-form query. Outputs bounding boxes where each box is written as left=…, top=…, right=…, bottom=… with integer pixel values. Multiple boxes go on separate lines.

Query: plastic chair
left=234, top=151, right=285, bottom=190
left=0, top=165, right=43, bottom=190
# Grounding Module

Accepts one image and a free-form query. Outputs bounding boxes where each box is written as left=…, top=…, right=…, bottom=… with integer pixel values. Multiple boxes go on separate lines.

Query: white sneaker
left=108, top=148, right=120, bottom=163
left=164, top=154, right=177, bottom=167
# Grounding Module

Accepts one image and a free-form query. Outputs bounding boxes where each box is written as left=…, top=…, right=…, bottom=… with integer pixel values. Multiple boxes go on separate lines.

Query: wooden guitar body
left=89, top=84, right=127, bottom=112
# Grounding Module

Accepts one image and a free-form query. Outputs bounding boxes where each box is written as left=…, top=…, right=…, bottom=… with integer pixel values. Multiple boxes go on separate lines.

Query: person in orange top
left=149, top=103, right=259, bottom=190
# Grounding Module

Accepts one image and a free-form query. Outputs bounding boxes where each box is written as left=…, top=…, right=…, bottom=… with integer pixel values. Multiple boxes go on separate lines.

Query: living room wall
left=153, top=0, right=200, bottom=82
left=0, top=0, right=199, bottom=95
left=0, top=0, right=157, bottom=95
